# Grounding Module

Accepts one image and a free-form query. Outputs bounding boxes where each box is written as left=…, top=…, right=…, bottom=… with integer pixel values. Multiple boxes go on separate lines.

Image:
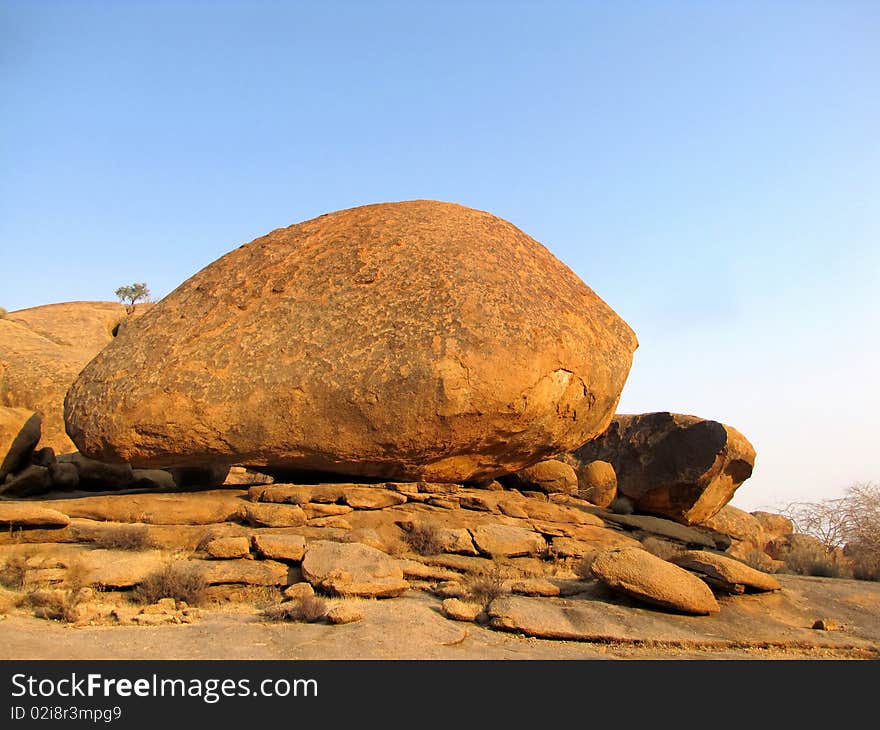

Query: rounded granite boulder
left=65, top=200, right=638, bottom=482
left=590, top=547, right=721, bottom=615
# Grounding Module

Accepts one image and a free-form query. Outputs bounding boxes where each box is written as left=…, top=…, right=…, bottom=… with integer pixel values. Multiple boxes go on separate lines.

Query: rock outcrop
left=703, top=504, right=771, bottom=566
left=751, top=511, right=794, bottom=540
left=566, top=412, right=756, bottom=525
left=0, top=302, right=134, bottom=453
left=65, top=200, right=638, bottom=482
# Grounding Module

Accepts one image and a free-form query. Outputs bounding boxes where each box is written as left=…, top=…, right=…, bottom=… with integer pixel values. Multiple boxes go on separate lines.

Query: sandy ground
left=2, top=579, right=878, bottom=661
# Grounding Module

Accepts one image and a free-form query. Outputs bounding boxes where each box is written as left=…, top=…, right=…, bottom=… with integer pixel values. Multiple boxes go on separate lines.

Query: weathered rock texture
left=64, top=200, right=637, bottom=481
left=566, top=412, right=755, bottom=525
left=0, top=302, right=135, bottom=453
left=575, top=459, right=617, bottom=507
left=590, top=547, right=720, bottom=615
left=670, top=550, right=781, bottom=594
left=301, top=540, right=409, bottom=598
left=501, top=459, right=578, bottom=495
left=0, top=503, right=70, bottom=528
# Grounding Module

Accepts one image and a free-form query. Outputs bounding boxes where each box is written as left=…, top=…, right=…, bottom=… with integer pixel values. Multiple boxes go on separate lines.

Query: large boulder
left=0, top=302, right=133, bottom=453
left=589, top=547, right=720, bottom=615
left=566, top=412, right=756, bottom=525
left=500, top=459, right=579, bottom=495
left=574, top=459, right=617, bottom=507
left=64, top=200, right=638, bottom=482
left=0, top=407, right=42, bottom=481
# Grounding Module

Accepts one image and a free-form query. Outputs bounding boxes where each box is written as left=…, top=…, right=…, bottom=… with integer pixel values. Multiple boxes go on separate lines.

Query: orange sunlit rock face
left=65, top=200, right=637, bottom=481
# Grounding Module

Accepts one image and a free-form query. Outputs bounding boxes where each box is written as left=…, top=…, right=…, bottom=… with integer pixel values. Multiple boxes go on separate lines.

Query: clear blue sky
left=2, top=1, right=878, bottom=510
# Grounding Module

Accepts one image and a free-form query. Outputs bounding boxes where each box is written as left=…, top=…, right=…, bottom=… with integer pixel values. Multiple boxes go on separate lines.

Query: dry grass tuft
left=261, top=595, right=328, bottom=623
left=784, top=542, right=850, bottom=578
left=461, top=562, right=508, bottom=607
left=89, top=525, right=153, bottom=551
left=0, top=554, right=30, bottom=590
left=401, top=523, right=445, bottom=556
left=132, top=562, right=207, bottom=605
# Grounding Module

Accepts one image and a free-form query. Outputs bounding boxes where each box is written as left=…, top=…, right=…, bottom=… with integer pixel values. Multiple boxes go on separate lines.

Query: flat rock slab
left=591, top=547, right=720, bottom=615
left=251, top=534, right=306, bottom=562
left=79, top=549, right=169, bottom=588
left=418, top=554, right=497, bottom=575
left=670, top=550, right=781, bottom=593
left=601, top=512, right=724, bottom=549
left=302, top=504, right=352, bottom=519
left=0, top=503, right=70, bottom=528
left=192, top=559, right=292, bottom=586
left=243, top=502, right=306, bottom=527
left=398, top=559, right=460, bottom=582
left=470, top=524, right=546, bottom=557
left=68, top=519, right=250, bottom=552
left=550, top=523, right=643, bottom=550
left=253, top=483, right=398, bottom=506
left=40, top=490, right=248, bottom=525
left=205, top=536, right=251, bottom=559
left=518, top=500, right=605, bottom=526
left=509, top=577, right=561, bottom=597
left=302, top=540, right=409, bottom=598
left=344, top=489, right=408, bottom=510
left=489, top=575, right=880, bottom=650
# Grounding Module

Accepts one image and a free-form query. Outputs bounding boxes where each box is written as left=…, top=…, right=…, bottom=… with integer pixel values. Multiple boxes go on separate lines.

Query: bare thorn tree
left=778, top=481, right=880, bottom=577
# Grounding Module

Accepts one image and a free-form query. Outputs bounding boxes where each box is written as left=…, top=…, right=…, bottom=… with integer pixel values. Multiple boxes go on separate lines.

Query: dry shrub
left=780, top=481, right=880, bottom=559
left=0, top=554, right=30, bottom=589
left=851, top=555, right=880, bottom=582
left=640, top=537, right=685, bottom=561
left=29, top=590, right=83, bottom=623
left=261, top=595, right=328, bottom=623
left=462, top=563, right=508, bottom=607
left=133, top=562, right=207, bottom=605
left=89, top=525, right=152, bottom=551
left=63, top=558, right=90, bottom=592
left=27, top=562, right=93, bottom=623
left=402, top=523, right=444, bottom=556
left=784, top=541, right=850, bottom=578
left=251, top=586, right=283, bottom=609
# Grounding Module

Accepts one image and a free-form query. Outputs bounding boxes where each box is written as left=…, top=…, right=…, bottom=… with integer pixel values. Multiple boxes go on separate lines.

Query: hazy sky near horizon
left=2, top=1, right=878, bottom=512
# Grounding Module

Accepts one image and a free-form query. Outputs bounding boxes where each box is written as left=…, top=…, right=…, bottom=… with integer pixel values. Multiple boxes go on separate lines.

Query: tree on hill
left=115, top=283, right=150, bottom=315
